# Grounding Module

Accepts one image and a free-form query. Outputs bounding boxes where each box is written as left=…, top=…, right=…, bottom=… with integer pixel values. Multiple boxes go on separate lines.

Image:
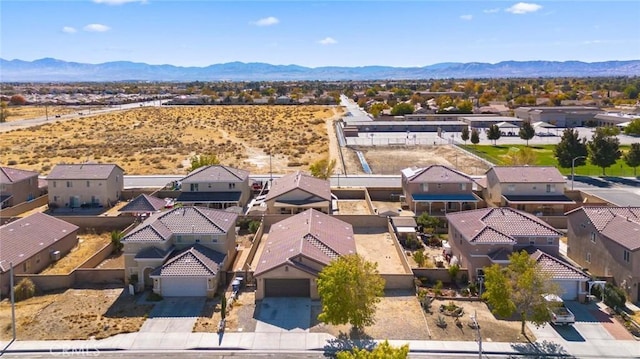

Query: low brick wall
left=538, top=216, right=567, bottom=230
left=368, top=188, right=403, bottom=201
left=381, top=274, right=415, bottom=290
left=387, top=220, right=414, bottom=274
left=121, top=189, right=156, bottom=200
left=79, top=243, right=115, bottom=269
left=14, top=274, right=75, bottom=293
left=242, top=221, right=265, bottom=271
left=0, top=195, right=48, bottom=217
left=334, top=215, right=388, bottom=227
left=333, top=188, right=366, bottom=200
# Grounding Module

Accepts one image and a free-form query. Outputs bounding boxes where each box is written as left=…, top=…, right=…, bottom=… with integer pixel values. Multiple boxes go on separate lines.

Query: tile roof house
left=0, top=212, right=79, bottom=296
left=254, top=209, right=356, bottom=300
left=122, top=206, right=238, bottom=297
left=446, top=207, right=587, bottom=300
left=0, top=167, right=40, bottom=209
left=484, top=166, right=574, bottom=216
left=119, top=194, right=168, bottom=217
left=401, top=165, right=481, bottom=214
left=566, top=206, right=640, bottom=302
left=47, top=163, right=124, bottom=209
left=265, top=171, right=332, bottom=214
left=177, top=165, right=251, bottom=210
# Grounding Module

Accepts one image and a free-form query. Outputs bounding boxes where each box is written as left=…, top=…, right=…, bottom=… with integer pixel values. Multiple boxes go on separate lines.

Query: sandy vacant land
left=336, top=200, right=372, bottom=215
left=1, top=105, right=340, bottom=175
left=353, top=227, right=408, bottom=274
left=4, top=105, right=105, bottom=122
left=0, top=288, right=152, bottom=340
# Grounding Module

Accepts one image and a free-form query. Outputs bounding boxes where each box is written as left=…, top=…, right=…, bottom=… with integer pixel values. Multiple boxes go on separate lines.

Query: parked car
left=545, top=294, right=575, bottom=326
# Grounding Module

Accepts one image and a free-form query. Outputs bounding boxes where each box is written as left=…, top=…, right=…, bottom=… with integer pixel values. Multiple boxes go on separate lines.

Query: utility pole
left=471, top=310, right=482, bottom=359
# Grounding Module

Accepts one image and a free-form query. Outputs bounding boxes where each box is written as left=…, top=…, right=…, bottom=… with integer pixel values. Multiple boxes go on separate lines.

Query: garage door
left=556, top=280, right=579, bottom=300
left=161, top=276, right=207, bottom=297
left=264, top=279, right=310, bottom=297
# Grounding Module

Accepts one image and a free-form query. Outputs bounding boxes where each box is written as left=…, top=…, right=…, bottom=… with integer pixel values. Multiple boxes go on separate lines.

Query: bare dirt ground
left=1, top=105, right=338, bottom=175
left=5, top=105, right=105, bottom=122
left=194, top=289, right=257, bottom=333
left=336, top=200, right=371, bottom=215
left=353, top=227, right=408, bottom=274
left=0, top=288, right=153, bottom=340
left=95, top=252, right=124, bottom=269
left=346, top=145, right=491, bottom=176
left=40, top=233, right=111, bottom=274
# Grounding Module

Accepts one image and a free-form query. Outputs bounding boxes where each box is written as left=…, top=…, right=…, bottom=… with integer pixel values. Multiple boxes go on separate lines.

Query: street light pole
left=10, top=262, right=15, bottom=340
left=571, top=156, right=587, bottom=190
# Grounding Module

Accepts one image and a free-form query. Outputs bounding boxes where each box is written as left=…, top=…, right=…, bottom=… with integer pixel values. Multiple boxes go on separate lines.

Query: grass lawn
left=460, top=144, right=638, bottom=177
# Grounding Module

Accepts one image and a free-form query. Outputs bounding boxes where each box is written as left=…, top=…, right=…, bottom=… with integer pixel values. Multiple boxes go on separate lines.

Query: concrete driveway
left=527, top=301, right=637, bottom=358
left=255, top=298, right=312, bottom=333
left=139, top=297, right=205, bottom=333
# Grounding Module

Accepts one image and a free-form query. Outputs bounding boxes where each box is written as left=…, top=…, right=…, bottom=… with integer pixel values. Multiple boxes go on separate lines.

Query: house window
left=86, top=181, right=90, bottom=187
left=546, top=184, right=556, bottom=193
left=66, top=181, right=72, bottom=188
left=195, top=239, right=200, bottom=243
left=590, top=232, right=596, bottom=243
left=229, top=183, right=236, bottom=189
left=459, top=183, right=467, bottom=191
left=437, top=184, right=442, bottom=189
left=190, top=183, right=199, bottom=192
left=208, top=184, right=212, bottom=188
left=623, top=250, right=630, bottom=263
left=212, top=238, right=218, bottom=243
left=547, top=238, right=554, bottom=245
left=53, top=196, right=59, bottom=202
left=507, top=184, right=516, bottom=192
left=529, top=239, right=536, bottom=245
left=586, top=252, right=591, bottom=263
left=532, top=185, right=537, bottom=190
left=53, top=181, right=57, bottom=188
left=422, top=183, right=429, bottom=192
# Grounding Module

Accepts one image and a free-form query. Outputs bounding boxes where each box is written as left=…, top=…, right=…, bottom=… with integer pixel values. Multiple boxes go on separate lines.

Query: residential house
left=446, top=208, right=587, bottom=300
left=0, top=212, right=79, bottom=296
left=177, top=165, right=251, bottom=210
left=47, top=163, right=124, bottom=208
left=0, top=167, right=40, bottom=209
left=265, top=171, right=332, bottom=214
left=401, top=165, right=481, bottom=214
left=566, top=207, right=640, bottom=302
left=122, top=206, right=238, bottom=297
left=484, top=166, right=574, bottom=216
left=253, top=209, right=356, bottom=300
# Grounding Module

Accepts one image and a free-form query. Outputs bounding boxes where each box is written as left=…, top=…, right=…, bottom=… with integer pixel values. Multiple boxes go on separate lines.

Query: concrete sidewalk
left=2, top=332, right=639, bottom=357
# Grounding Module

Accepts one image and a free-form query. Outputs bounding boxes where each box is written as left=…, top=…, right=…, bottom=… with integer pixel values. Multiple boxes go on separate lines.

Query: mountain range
left=1, top=58, right=639, bottom=82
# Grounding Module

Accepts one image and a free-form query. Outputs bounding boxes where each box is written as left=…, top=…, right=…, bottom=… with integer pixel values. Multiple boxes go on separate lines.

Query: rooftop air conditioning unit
left=51, top=250, right=61, bottom=261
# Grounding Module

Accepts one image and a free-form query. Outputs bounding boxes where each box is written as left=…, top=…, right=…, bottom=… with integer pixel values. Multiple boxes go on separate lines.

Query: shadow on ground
left=510, top=339, right=574, bottom=359
left=103, top=290, right=154, bottom=319
left=323, top=328, right=376, bottom=357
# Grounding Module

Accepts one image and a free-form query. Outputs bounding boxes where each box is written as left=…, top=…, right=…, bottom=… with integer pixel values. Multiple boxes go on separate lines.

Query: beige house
left=566, top=206, right=640, bottom=302
left=446, top=207, right=586, bottom=300
left=0, top=167, right=40, bottom=209
left=0, top=212, right=79, bottom=296
left=265, top=171, right=332, bottom=214
left=122, top=206, right=238, bottom=297
left=254, top=209, right=356, bottom=300
left=47, top=163, right=124, bottom=209
left=401, top=165, right=481, bottom=214
left=484, top=166, right=574, bottom=216
left=177, top=165, right=251, bottom=209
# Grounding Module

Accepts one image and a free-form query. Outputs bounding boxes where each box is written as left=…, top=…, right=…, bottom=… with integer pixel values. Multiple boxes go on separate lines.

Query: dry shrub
left=14, top=278, right=37, bottom=302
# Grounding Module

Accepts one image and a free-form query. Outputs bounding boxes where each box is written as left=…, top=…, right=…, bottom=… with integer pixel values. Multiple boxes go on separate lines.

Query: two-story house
left=0, top=212, right=79, bottom=296
left=401, top=165, right=481, bottom=214
left=566, top=206, right=640, bottom=302
left=265, top=171, right=332, bottom=214
left=253, top=209, right=356, bottom=300
left=122, top=206, right=238, bottom=297
left=176, top=165, right=251, bottom=210
left=484, top=166, right=574, bottom=216
left=0, top=166, right=40, bottom=209
left=446, top=207, right=588, bottom=300
left=47, top=163, right=124, bottom=209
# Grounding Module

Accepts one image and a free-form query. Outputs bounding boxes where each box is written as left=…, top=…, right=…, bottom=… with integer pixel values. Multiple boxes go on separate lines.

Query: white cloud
left=83, top=23, right=111, bottom=32
left=483, top=8, right=500, bottom=13
left=506, top=2, right=542, bottom=14
left=251, top=16, right=279, bottom=26
left=460, top=14, right=473, bottom=21
left=93, top=0, right=146, bottom=4
left=62, top=26, right=77, bottom=34
left=318, top=37, right=337, bottom=45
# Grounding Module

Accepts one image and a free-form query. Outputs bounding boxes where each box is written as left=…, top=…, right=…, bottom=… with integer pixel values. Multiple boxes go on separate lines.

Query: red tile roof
left=488, top=166, right=565, bottom=183
left=254, top=209, right=356, bottom=276
left=47, top=163, right=124, bottom=180
left=150, top=244, right=225, bottom=276
left=403, top=165, right=473, bottom=184
left=569, top=207, right=640, bottom=250
left=531, top=250, right=590, bottom=281
left=446, top=207, right=561, bottom=244
left=119, top=194, right=167, bottom=213
left=0, top=212, right=79, bottom=273
left=181, top=165, right=249, bottom=183
left=266, top=171, right=331, bottom=202
left=0, top=167, right=39, bottom=184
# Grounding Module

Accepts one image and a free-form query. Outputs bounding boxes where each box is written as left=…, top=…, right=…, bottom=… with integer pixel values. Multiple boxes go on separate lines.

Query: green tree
left=390, top=102, right=415, bottom=116
left=518, top=122, right=535, bottom=146
left=486, top=125, right=501, bottom=145
left=369, top=103, right=388, bottom=118
left=0, top=101, right=10, bottom=123
left=317, top=254, right=385, bottom=330
left=470, top=128, right=480, bottom=145
left=309, top=158, right=337, bottom=180
left=587, top=127, right=622, bottom=175
left=337, top=340, right=409, bottom=359
left=482, top=251, right=559, bottom=335
left=416, top=212, right=441, bottom=234
left=554, top=128, right=588, bottom=168
left=456, top=99, right=473, bottom=113
left=623, top=118, right=640, bottom=136
left=188, top=154, right=220, bottom=172
left=623, top=143, right=640, bottom=176
left=111, top=230, right=124, bottom=253
left=460, top=126, right=470, bottom=144
left=623, top=85, right=639, bottom=100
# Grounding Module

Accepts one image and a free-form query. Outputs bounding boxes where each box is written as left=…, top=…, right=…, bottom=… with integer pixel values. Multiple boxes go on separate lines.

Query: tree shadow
left=323, top=327, right=376, bottom=357
left=510, top=338, right=575, bottom=359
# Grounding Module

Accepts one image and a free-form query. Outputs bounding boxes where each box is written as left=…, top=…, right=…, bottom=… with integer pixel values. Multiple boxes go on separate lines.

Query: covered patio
left=411, top=193, right=481, bottom=215
left=502, top=194, right=575, bottom=216
left=176, top=191, right=242, bottom=209
left=273, top=199, right=330, bottom=214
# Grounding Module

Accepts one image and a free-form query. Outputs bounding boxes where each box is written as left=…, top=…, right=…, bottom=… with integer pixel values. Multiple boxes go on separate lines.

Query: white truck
left=545, top=294, right=575, bottom=326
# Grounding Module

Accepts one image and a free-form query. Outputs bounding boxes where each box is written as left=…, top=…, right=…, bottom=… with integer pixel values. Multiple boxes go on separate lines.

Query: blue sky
left=1, top=0, right=639, bottom=67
